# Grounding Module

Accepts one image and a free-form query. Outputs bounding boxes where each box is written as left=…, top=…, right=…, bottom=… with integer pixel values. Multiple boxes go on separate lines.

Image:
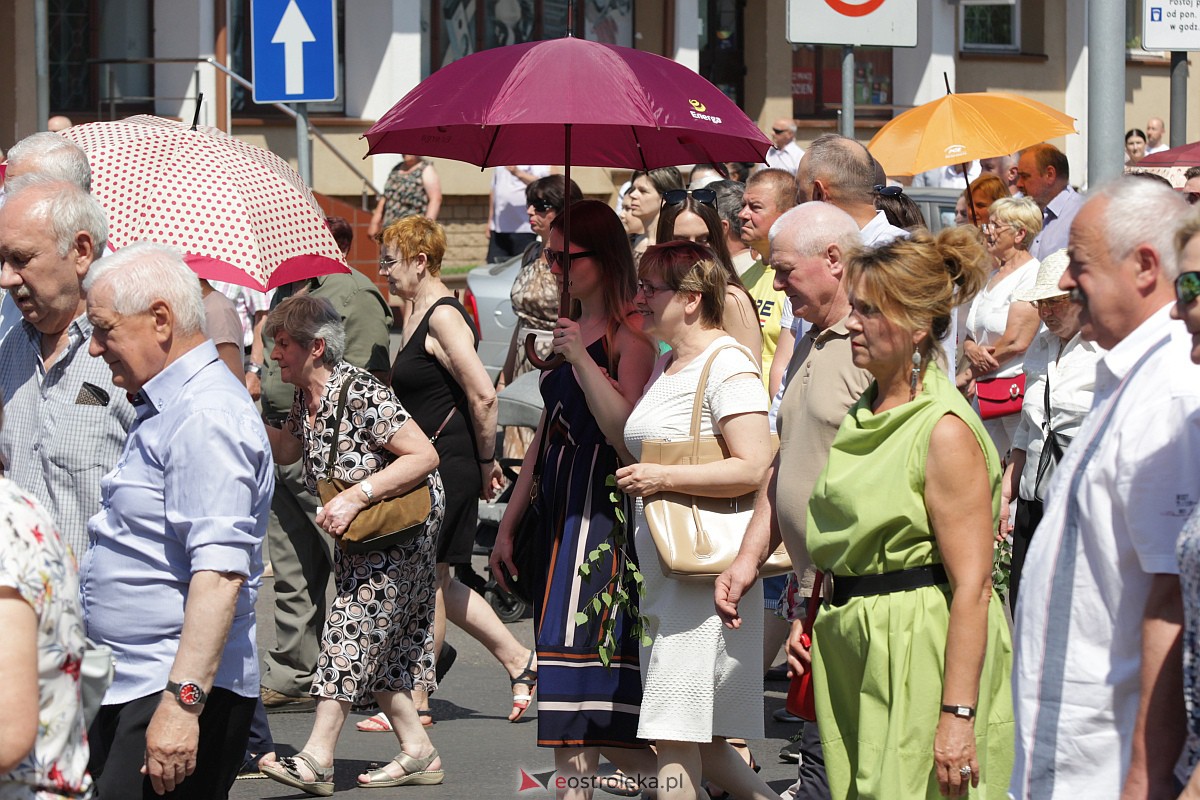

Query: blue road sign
left=251, top=0, right=338, bottom=104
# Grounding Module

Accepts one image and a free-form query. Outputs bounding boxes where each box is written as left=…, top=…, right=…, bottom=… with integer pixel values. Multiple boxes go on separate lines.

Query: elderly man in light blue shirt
left=79, top=241, right=273, bottom=800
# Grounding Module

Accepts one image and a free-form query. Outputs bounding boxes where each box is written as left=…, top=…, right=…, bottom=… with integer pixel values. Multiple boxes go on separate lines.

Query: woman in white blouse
left=997, top=249, right=1104, bottom=608
left=959, top=196, right=1044, bottom=457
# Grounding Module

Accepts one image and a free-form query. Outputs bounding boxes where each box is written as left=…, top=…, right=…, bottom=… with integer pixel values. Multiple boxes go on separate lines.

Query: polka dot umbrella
left=59, top=114, right=348, bottom=291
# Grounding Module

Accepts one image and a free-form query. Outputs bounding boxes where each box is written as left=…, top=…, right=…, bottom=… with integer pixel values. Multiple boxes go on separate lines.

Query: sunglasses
left=662, top=188, right=717, bottom=207
left=542, top=248, right=596, bottom=268
left=1187, top=191, right=1200, bottom=206
left=1177, top=271, right=1200, bottom=305
left=1034, top=294, right=1072, bottom=311
left=771, top=128, right=789, bottom=135
left=873, top=184, right=903, bottom=197
left=528, top=199, right=555, bottom=213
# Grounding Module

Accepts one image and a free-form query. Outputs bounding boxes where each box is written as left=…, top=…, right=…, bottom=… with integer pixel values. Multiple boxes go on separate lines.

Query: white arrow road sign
left=272, top=0, right=316, bottom=96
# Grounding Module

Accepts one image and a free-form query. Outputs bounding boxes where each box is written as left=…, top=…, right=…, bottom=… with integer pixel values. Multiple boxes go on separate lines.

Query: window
left=699, top=0, right=744, bottom=107
left=49, top=0, right=153, bottom=115
left=960, top=1, right=1020, bottom=52
left=430, top=0, right=633, bottom=70
left=791, top=45, right=893, bottom=120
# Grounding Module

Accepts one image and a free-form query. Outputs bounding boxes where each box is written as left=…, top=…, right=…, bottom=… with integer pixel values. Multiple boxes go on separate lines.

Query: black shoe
left=236, top=753, right=268, bottom=780
left=435, top=643, right=458, bottom=684
left=779, top=732, right=803, bottom=763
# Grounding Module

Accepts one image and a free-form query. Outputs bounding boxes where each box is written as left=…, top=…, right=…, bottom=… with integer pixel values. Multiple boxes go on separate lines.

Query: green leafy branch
left=992, top=529, right=1013, bottom=600
left=573, top=475, right=652, bottom=666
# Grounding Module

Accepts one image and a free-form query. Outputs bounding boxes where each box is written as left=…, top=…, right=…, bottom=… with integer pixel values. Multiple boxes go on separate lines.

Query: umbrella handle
left=525, top=297, right=581, bottom=371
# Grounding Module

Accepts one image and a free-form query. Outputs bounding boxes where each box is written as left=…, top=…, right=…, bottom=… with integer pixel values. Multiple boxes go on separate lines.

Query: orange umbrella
left=868, top=91, right=1077, bottom=177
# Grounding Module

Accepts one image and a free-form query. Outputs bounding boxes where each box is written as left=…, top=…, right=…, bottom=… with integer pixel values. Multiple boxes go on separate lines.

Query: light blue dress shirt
left=1029, top=186, right=1086, bottom=262
left=80, top=340, right=274, bottom=705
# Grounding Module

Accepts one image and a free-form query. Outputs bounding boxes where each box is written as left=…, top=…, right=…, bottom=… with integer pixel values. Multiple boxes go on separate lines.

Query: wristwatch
left=166, top=680, right=208, bottom=707
left=359, top=480, right=375, bottom=502
left=246, top=362, right=263, bottom=377
left=941, top=703, right=976, bottom=720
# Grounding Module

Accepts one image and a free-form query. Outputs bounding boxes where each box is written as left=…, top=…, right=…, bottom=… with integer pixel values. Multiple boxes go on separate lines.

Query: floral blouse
left=380, top=160, right=429, bottom=230
left=286, top=361, right=415, bottom=495
left=0, top=478, right=92, bottom=799
left=1178, top=503, right=1200, bottom=783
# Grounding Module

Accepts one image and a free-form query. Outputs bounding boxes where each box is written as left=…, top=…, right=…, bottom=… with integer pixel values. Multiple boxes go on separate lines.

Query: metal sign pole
left=841, top=45, right=856, bottom=139
left=296, top=103, right=312, bottom=185
left=1170, top=51, right=1188, bottom=148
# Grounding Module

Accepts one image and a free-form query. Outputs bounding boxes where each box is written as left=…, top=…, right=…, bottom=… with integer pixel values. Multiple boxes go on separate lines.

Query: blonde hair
left=1176, top=212, right=1200, bottom=261
left=989, top=196, right=1043, bottom=249
left=640, top=241, right=727, bottom=328
left=845, top=227, right=991, bottom=365
left=383, top=215, right=446, bottom=275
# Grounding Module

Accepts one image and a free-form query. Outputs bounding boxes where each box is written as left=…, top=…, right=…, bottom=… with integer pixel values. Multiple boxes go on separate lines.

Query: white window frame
left=959, top=0, right=1021, bottom=53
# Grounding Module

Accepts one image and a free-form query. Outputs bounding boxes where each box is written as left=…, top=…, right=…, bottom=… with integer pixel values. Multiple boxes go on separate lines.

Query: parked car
left=463, top=253, right=524, bottom=382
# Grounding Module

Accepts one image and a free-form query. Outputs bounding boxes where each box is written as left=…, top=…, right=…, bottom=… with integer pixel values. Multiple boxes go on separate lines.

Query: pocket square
left=76, top=382, right=110, bottom=407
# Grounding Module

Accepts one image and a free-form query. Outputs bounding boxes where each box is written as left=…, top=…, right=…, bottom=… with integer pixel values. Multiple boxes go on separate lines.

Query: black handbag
left=1032, top=369, right=1072, bottom=502
left=502, top=426, right=547, bottom=604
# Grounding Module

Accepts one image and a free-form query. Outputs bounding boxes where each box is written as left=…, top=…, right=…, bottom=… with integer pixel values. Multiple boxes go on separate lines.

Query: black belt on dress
left=823, top=563, right=948, bottom=607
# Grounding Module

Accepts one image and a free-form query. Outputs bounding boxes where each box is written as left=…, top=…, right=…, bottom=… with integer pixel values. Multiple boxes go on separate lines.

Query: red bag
left=785, top=571, right=823, bottom=722
left=975, top=374, right=1026, bottom=420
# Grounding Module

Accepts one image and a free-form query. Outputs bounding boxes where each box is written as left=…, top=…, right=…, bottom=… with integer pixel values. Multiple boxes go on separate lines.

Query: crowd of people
left=2, top=114, right=1200, bottom=800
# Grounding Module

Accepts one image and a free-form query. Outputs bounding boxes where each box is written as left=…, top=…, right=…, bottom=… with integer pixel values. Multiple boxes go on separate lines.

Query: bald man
left=1145, top=117, right=1168, bottom=155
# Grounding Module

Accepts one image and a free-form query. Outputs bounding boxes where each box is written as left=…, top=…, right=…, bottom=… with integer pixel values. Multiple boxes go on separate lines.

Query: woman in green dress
left=806, top=228, right=1015, bottom=799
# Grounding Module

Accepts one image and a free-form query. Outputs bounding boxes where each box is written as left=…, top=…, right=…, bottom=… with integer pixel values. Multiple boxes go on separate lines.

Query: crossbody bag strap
left=429, top=407, right=457, bottom=443
left=1042, top=361, right=1053, bottom=433
left=323, top=376, right=354, bottom=481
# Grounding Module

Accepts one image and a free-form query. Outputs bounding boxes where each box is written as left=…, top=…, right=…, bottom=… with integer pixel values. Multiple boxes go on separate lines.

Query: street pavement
left=233, top=554, right=801, bottom=798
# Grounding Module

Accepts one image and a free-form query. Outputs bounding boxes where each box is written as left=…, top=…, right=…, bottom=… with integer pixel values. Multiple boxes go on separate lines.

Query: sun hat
left=1014, top=248, right=1071, bottom=302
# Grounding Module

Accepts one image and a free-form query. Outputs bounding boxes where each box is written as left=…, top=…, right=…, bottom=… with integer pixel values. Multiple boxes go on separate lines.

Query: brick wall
left=439, top=195, right=490, bottom=270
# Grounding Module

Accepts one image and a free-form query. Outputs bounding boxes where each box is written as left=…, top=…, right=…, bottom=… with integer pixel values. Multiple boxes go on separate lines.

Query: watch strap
left=941, top=703, right=976, bottom=719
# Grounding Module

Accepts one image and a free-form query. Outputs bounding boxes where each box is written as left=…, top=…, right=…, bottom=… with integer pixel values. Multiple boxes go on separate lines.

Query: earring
left=909, top=348, right=922, bottom=400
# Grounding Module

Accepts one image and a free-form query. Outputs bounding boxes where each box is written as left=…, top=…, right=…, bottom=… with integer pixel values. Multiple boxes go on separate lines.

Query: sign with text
left=1144, top=0, right=1200, bottom=50
left=787, top=0, right=918, bottom=47
left=251, top=0, right=338, bottom=103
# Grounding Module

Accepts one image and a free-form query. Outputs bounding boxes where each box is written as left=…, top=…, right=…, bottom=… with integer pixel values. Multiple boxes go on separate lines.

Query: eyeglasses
left=661, top=188, right=717, bottom=207
left=1034, top=294, right=1072, bottom=311
left=636, top=280, right=673, bottom=299
left=528, top=199, right=555, bottom=213
left=378, top=256, right=398, bottom=270
left=1176, top=271, right=1200, bottom=305
left=542, top=248, right=596, bottom=268
left=981, top=223, right=1012, bottom=236
left=771, top=128, right=789, bottom=135
left=873, top=184, right=903, bottom=197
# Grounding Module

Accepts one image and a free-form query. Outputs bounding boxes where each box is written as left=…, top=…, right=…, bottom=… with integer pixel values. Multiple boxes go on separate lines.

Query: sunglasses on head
left=1177, top=271, right=1200, bottom=305
left=662, top=188, right=717, bottom=207
left=873, top=184, right=903, bottom=197
left=528, top=198, right=555, bottom=213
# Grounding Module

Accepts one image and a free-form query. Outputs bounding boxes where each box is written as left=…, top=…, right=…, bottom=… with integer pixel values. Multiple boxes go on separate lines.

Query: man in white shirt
left=487, top=164, right=550, bottom=262
left=910, top=161, right=981, bottom=189
left=1011, top=177, right=1197, bottom=799
left=1146, top=116, right=1169, bottom=155
left=764, top=118, right=804, bottom=175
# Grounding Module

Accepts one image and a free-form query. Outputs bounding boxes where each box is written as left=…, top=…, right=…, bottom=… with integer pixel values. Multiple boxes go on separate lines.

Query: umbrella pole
left=963, top=161, right=978, bottom=226
left=525, top=124, right=573, bottom=370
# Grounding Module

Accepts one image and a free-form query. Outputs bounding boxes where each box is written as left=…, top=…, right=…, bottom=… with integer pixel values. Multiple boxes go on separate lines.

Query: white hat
left=1014, top=248, right=1071, bottom=302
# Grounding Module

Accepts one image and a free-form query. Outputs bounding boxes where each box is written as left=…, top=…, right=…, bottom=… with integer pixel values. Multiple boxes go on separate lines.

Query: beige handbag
left=641, top=344, right=791, bottom=581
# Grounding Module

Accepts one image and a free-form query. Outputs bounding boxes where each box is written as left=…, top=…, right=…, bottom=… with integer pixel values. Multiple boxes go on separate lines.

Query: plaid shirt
left=0, top=315, right=135, bottom=558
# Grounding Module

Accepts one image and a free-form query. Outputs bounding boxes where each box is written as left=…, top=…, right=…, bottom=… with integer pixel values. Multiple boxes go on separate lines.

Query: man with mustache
left=1011, top=177, right=1199, bottom=798
left=0, top=175, right=134, bottom=559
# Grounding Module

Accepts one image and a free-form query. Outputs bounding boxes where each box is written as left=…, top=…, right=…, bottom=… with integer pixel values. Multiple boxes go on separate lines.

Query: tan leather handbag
left=641, top=344, right=791, bottom=581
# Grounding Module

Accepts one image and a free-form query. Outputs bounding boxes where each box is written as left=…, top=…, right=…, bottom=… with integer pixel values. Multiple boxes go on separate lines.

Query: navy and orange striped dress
left=532, top=336, right=645, bottom=748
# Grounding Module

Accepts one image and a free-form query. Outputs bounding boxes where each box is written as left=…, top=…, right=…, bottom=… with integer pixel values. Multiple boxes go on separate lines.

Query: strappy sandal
left=509, top=651, right=538, bottom=722
left=259, top=751, right=334, bottom=797
left=355, top=709, right=434, bottom=731
left=358, top=749, right=445, bottom=787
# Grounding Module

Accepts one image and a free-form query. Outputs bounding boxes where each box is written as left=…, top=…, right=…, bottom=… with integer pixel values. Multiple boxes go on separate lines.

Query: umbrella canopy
left=868, top=92, right=1077, bottom=177
left=60, top=115, right=349, bottom=291
left=1128, top=141, right=1200, bottom=187
left=363, top=36, right=771, bottom=170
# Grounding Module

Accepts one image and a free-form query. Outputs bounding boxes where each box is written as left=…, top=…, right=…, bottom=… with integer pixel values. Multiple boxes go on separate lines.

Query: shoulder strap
left=688, top=343, right=744, bottom=459
left=324, top=376, right=354, bottom=480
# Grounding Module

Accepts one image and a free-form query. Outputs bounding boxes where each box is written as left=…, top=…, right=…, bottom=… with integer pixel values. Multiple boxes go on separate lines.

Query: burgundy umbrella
left=1128, top=141, right=1200, bottom=188
left=364, top=35, right=771, bottom=367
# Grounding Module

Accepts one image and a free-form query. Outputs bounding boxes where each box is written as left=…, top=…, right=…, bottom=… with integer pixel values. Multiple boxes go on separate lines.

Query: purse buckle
left=1009, top=382, right=1021, bottom=400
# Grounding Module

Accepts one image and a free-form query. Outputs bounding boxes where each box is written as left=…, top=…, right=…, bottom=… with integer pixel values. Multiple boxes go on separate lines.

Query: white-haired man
left=0, top=176, right=134, bottom=558
left=81, top=241, right=273, bottom=799
left=1011, top=177, right=1199, bottom=798
left=765, top=118, right=805, bottom=175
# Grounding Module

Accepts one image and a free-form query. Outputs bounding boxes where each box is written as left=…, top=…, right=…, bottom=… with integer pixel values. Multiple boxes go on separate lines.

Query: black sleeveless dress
left=390, top=297, right=482, bottom=565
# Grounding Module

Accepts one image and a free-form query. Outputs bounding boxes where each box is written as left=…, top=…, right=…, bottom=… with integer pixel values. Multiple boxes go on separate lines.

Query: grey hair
left=1095, top=176, right=1192, bottom=280
left=263, top=295, right=346, bottom=366
left=710, top=179, right=745, bottom=240
left=83, top=242, right=206, bottom=335
left=6, top=132, right=92, bottom=191
left=769, top=201, right=863, bottom=257
left=803, top=134, right=876, bottom=205
left=4, top=174, right=109, bottom=256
